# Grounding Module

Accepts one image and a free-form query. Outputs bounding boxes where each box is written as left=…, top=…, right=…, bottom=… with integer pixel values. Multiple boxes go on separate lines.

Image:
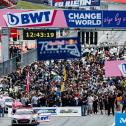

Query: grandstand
left=0, top=0, right=17, bottom=8
left=22, top=0, right=49, bottom=4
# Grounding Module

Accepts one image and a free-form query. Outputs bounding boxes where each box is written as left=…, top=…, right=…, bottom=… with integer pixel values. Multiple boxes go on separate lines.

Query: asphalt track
left=0, top=114, right=114, bottom=126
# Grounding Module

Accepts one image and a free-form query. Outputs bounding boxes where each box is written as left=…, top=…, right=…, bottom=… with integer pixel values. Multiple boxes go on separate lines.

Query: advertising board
left=37, top=114, right=51, bottom=122
left=52, top=0, right=100, bottom=7
left=37, top=37, right=81, bottom=60
left=115, top=113, right=126, bottom=126
left=58, top=107, right=82, bottom=116
left=2, top=10, right=126, bottom=28
left=33, top=107, right=82, bottom=116
left=104, top=60, right=126, bottom=77
left=33, top=107, right=58, bottom=116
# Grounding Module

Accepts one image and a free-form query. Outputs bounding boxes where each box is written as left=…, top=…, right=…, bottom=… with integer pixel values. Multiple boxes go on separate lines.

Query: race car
left=2, top=96, right=23, bottom=113
left=11, top=108, right=39, bottom=126
left=2, top=96, right=13, bottom=112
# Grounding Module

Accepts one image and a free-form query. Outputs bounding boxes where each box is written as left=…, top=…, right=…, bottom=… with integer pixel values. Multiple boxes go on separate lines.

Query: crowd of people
left=0, top=45, right=126, bottom=116
left=9, top=46, right=21, bottom=59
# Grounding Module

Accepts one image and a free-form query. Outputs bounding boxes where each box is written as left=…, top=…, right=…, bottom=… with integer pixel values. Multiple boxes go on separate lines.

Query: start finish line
left=1, top=9, right=126, bottom=28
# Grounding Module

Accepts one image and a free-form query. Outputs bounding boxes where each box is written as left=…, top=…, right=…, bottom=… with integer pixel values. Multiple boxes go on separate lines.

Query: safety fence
left=8, top=107, right=81, bottom=123
left=33, top=107, right=82, bottom=117
left=0, top=48, right=37, bottom=77
left=0, top=57, right=17, bottom=76
left=8, top=107, right=82, bottom=118
left=21, top=48, right=37, bottom=68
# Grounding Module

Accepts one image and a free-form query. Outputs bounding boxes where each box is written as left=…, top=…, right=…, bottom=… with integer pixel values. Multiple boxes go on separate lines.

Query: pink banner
left=105, top=60, right=126, bottom=77
left=0, top=9, right=67, bottom=28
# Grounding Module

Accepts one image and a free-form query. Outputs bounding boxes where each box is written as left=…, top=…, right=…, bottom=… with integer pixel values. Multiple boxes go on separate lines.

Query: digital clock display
left=23, top=29, right=56, bottom=40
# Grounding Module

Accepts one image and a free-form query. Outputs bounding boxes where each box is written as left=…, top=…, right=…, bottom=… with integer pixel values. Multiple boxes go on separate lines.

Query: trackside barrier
left=33, top=107, right=82, bottom=116
left=21, top=49, right=37, bottom=68
left=33, top=107, right=58, bottom=116
left=115, top=113, right=126, bottom=126
left=0, top=49, right=37, bottom=77
left=37, top=114, right=51, bottom=122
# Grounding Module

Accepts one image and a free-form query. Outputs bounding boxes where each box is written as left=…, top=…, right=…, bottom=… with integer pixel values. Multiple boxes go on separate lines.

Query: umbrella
left=53, top=75, right=62, bottom=82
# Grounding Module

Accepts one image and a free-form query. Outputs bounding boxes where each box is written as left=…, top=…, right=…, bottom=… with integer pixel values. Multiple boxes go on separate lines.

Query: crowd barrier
left=8, top=107, right=82, bottom=118
left=33, top=107, right=82, bottom=117
left=8, top=107, right=81, bottom=123
left=37, top=114, right=51, bottom=122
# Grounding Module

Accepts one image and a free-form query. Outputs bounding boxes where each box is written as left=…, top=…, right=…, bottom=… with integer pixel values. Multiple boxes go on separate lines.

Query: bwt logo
left=38, top=115, right=50, bottom=121
left=4, top=10, right=55, bottom=27
left=121, top=63, right=126, bottom=74
left=118, top=63, right=126, bottom=77
left=120, top=118, right=126, bottom=124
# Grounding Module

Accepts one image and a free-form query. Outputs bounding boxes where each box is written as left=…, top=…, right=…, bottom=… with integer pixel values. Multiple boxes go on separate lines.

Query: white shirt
left=0, top=99, right=5, bottom=108
left=88, top=96, right=94, bottom=104
left=31, top=96, right=38, bottom=105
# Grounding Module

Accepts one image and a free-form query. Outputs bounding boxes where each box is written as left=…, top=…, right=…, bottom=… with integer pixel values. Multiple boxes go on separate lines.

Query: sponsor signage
left=115, top=113, right=126, bottom=126
left=64, top=10, right=102, bottom=28
left=33, top=107, right=58, bottom=115
left=33, top=107, right=81, bottom=116
left=103, top=11, right=126, bottom=28
left=3, top=10, right=56, bottom=27
left=23, top=29, right=56, bottom=40
left=2, top=10, right=126, bottom=28
left=37, top=37, right=81, bottom=60
left=53, top=0, right=100, bottom=7
left=58, top=107, right=82, bottom=116
left=104, top=60, right=126, bottom=77
left=37, top=114, right=51, bottom=122
left=118, top=63, right=126, bottom=77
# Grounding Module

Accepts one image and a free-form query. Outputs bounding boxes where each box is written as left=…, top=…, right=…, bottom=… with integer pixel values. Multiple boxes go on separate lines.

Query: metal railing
left=21, top=48, right=37, bottom=68
left=0, top=49, right=37, bottom=77
left=0, top=57, right=17, bottom=77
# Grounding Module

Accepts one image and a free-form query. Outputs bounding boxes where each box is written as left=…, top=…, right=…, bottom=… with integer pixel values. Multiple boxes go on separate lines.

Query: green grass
left=16, top=1, right=57, bottom=9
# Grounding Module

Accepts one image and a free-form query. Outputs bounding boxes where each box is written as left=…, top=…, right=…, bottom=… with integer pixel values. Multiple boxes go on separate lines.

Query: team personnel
left=107, top=94, right=115, bottom=116
left=122, top=95, right=126, bottom=113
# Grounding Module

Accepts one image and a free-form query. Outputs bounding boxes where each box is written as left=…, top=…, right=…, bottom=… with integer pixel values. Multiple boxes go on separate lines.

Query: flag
left=63, top=67, right=67, bottom=81
left=26, top=71, right=30, bottom=94
left=61, top=67, right=67, bottom=92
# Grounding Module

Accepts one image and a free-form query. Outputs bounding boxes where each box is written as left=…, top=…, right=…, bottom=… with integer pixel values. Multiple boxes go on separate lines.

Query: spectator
left=87, top=94, right=94, bottom=116
left=107, top=94, right=115, bottom=116
left=122, top=94, right=126, bottom=113
left=0, top=99, right=5, bottom=117
left=1, top=45, right=126, bottom=116
left=80, top=95, right=88, bottom=116
left=99, top=96, right=104, bottom=115
left=31, top=94, right=38, bottom=107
